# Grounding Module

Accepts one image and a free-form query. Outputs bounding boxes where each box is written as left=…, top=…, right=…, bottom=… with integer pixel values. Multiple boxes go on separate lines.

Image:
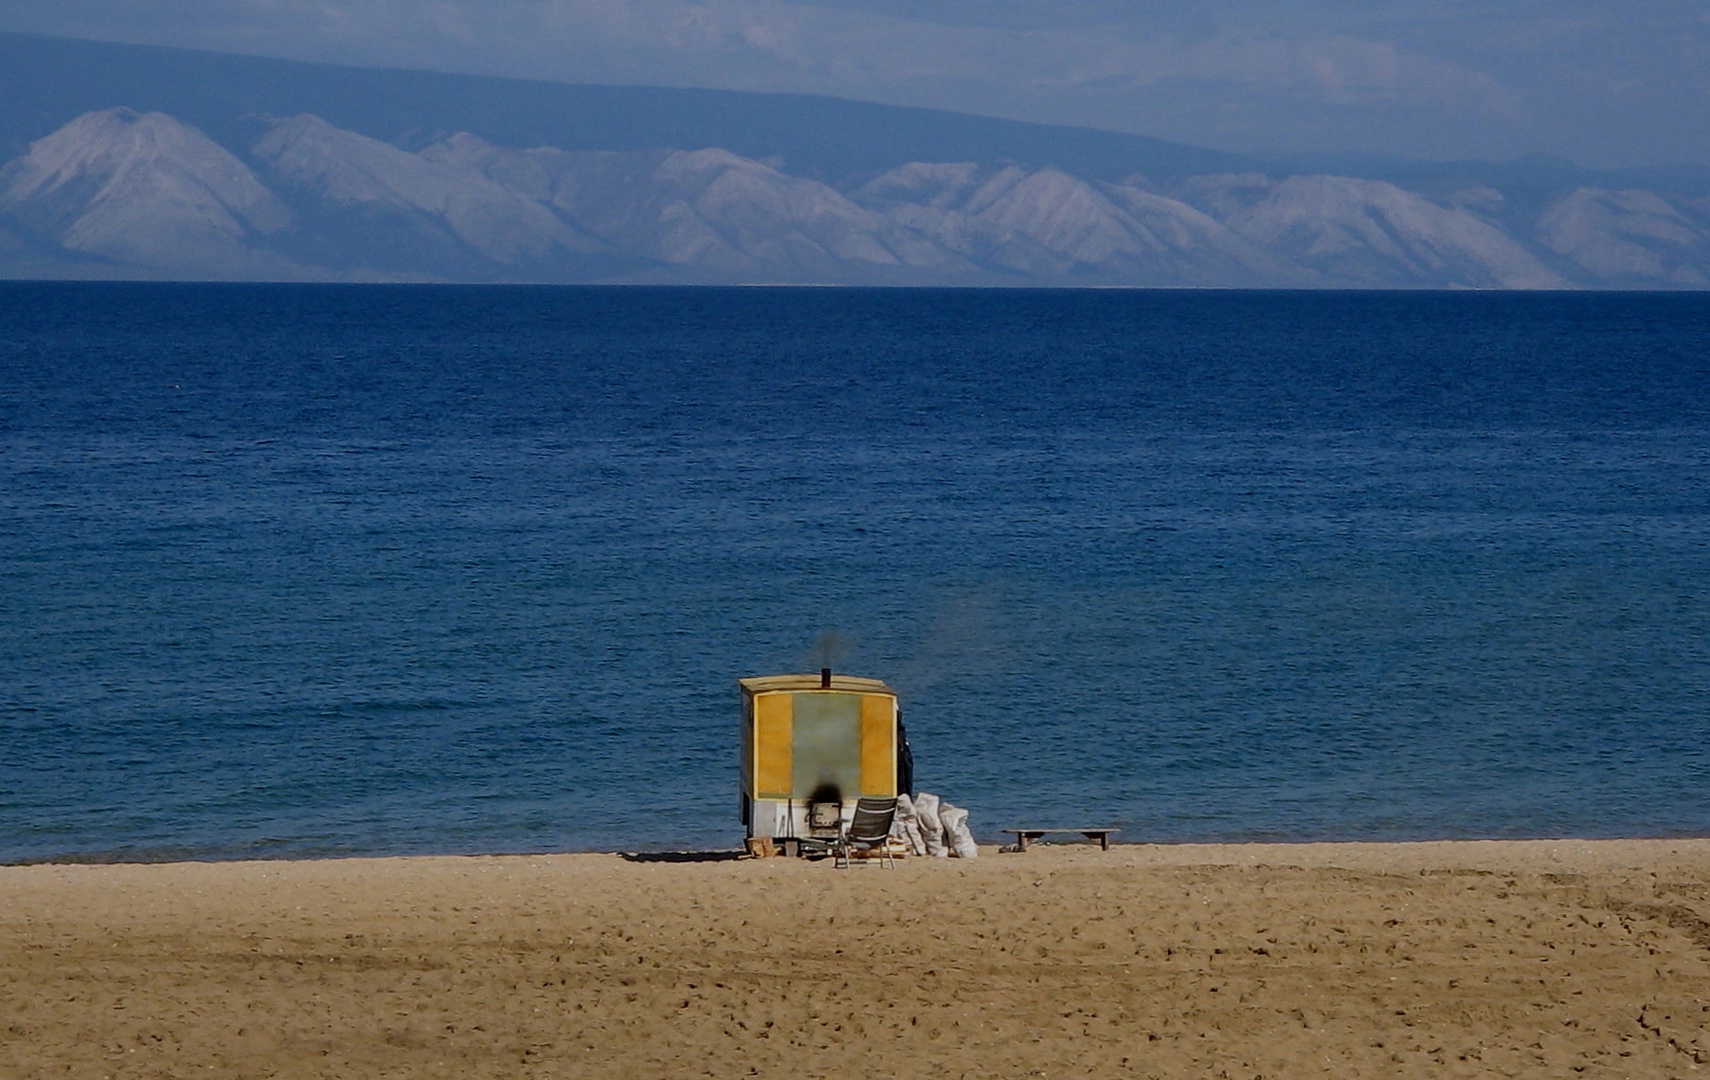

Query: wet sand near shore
left=3, top=839, right=1708, bottom=1079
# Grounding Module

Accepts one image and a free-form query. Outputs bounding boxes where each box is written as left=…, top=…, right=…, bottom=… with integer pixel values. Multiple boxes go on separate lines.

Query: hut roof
left=738, top=674, right=895, bottom=695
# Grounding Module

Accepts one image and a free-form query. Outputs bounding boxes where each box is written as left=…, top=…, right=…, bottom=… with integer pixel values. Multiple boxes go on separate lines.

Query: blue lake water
left=2, top=282, right=1709, bottom=861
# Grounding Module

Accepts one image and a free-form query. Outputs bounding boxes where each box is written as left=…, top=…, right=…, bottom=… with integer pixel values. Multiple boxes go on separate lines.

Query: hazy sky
left=2, top=1, right=1706, bottom=168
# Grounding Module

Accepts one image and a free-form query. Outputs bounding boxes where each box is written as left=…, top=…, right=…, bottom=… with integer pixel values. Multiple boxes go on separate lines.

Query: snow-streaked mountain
left=428, top=136, right=961, bottom=280
left=1, top=107, right=1707, bottom=288
left=1535, top=189, right=1710, bottom=286
left=252, top=115, right=607, bottom=276
left=850, top=163, right=1068, bottom=275
left=853, top=163, right=1311, bottom=284
left=0, top=108, right=298, bottom=275
left=1183, top=173, right=1567, bottom=289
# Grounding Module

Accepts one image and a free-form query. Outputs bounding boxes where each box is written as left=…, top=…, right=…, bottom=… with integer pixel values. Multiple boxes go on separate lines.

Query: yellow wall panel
left=859, top=693, right=896, bottom=797
left=753, top=693, right=793, bottom=799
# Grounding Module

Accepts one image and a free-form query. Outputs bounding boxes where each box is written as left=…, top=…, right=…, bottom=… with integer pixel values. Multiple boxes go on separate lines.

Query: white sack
left=893, top=793, right=927, bottom=856
left=914, top=792, right=948, bottom=857
left=939, top=802, right=979, bottom=859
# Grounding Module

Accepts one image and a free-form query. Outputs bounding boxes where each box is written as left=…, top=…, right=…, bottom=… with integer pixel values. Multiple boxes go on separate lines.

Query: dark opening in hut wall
left=806, top=784, right=843, bottom=834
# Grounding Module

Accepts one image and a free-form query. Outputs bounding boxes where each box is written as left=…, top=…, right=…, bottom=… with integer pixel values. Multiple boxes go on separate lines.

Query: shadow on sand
left=618, top=850, right=746, bottom=864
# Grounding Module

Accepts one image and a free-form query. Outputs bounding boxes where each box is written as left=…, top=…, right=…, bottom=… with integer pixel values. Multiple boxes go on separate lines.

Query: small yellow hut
left=739, top=670, right=899, bottom=851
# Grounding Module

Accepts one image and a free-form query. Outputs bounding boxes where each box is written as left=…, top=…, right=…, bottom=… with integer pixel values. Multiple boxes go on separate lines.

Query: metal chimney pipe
left=820, top=667, right=831, bottom=688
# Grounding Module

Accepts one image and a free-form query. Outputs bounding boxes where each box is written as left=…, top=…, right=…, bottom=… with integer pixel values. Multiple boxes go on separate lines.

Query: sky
left=1, top=1, right=1706, bottom=169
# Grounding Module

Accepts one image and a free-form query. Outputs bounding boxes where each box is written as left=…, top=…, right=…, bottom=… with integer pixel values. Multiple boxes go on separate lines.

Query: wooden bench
left=1004, top=828, right=1119, bottom=852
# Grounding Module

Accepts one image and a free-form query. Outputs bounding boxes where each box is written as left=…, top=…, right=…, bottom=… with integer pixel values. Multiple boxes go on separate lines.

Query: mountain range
left=1, top=33, right=1707, bottom=288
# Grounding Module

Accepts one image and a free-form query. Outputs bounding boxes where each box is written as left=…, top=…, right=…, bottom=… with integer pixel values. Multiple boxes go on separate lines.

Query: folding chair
left=833, top=797, right=899, bottom=868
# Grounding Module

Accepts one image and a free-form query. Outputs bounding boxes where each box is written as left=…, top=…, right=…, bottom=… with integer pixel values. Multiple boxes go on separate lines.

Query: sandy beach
left=3, top=839, right=1708, bottom=1079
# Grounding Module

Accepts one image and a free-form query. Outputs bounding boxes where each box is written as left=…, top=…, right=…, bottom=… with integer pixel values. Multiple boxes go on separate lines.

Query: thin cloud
left=0, top=0, right=1700, bottom=166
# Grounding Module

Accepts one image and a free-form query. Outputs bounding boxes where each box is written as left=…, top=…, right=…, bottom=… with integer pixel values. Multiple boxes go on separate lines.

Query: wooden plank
left=1005, top=828, right=1120, bottom=852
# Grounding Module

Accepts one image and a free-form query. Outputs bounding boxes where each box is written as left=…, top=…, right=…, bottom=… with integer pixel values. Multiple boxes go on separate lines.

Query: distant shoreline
left=8, top=834, right=1710, bottom=870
